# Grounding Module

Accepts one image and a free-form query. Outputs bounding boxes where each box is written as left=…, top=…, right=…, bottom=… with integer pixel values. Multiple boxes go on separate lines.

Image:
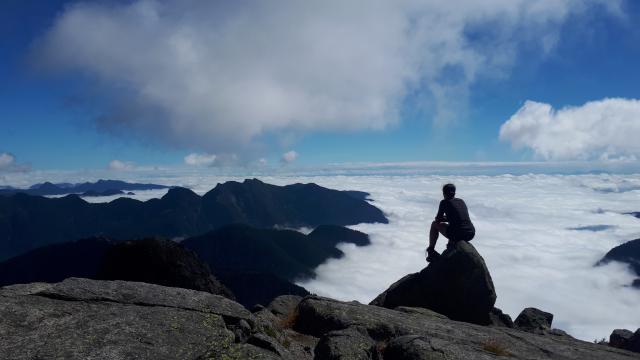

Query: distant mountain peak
left=35, top=182, right=61, bottom=190
left=163, top=186, right=198, bottom=196
left=161, top=187, right=200, bottom=202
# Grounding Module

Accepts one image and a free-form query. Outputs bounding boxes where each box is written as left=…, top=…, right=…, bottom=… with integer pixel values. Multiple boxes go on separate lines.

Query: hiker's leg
left=437, top=222, right=450, bottom=239
left=429, top=221, right=440, bottom=249
left=427, top=222, right=448, bottom=262
left=429, top=221, right=449, bottom=248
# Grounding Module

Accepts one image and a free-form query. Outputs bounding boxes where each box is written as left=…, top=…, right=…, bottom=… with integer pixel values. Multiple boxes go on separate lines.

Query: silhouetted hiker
left=427, top=183, right=475, bottom=262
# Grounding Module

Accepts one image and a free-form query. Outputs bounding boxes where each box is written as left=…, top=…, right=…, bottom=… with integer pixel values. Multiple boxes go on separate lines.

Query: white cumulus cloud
left=281, top=150, right=298, bottom=164
left=35, top=0, right=621, bottom=152
left=500, top=98, right=640, bottom=161
left=184, top=153, right=217, bottom=167
left=108, top=159, right=136, bottom=171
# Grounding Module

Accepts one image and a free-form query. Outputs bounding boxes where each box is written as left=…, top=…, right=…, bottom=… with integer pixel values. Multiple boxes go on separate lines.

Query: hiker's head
left=442, top=183, right=456, bottom=199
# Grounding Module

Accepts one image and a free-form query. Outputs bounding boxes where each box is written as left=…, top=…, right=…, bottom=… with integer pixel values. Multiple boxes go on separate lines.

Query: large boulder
left=626, top=330, right=640, bottom=353
left=609, top=328, right=640, bottom=353
left=610, top=329, right=634, bottom=349
left=511, top=308, right=572, bottom=338
left=370, top=241, right=496, bottom=325
left=514, top=307, right=553, bottom=334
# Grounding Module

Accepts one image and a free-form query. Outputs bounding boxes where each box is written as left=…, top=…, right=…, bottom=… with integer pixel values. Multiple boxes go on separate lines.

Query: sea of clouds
left=294, top=174, right=640, bottom=342
left=2, top=166, right=640, bottom=341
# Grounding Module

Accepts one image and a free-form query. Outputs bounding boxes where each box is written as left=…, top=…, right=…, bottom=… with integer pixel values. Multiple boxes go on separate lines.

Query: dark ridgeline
left=96, top=238, right=234, bottom=299
left=182, top=224, right=370, bottom=307
left=340, top=190, right=371, bottom=201
left=198, top=179, right=387, bottom=228
left=597, top=238, right=640, bottom=288
left=215, top=272, right=310, bottom=308
left=0, top=237, right=112, bottom=285
left=0, top=178, right=387, bottom=261
left=0, top=224, right=370, bottom=308
left=0, top=179, right=169, bottom=197
left=0, top=237, right=232, bottom=299
left=182, top=224, right=370, bottom=280
left=81, top=189, right=127, bottom=197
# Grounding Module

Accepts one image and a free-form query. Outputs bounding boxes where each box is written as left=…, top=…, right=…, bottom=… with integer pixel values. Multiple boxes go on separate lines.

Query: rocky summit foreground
left=1, top=278, right=638, bottom=359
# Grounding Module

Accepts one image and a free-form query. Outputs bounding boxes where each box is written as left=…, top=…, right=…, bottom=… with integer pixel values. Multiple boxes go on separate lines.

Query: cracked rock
left=314, top=326, right=377, bottom=360
left=384, top=335, right=447, bottom=360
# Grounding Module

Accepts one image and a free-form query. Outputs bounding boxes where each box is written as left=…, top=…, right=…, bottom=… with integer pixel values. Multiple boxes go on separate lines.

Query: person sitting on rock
left=427, top=183, right=475, bottom=262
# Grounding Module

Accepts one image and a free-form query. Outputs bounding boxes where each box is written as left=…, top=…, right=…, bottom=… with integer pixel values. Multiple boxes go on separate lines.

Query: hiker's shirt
left=435, top=198, right=475, bottom=241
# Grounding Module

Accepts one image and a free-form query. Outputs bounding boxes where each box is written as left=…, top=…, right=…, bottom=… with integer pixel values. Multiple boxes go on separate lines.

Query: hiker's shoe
left=426, top=248, right=440, bottom=263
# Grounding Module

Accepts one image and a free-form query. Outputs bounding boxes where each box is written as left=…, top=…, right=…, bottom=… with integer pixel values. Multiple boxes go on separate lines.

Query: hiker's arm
left=435, top=201, right=447, bottom=222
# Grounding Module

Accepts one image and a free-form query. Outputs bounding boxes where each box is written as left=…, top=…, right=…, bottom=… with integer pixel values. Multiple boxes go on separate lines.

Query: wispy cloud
left=0, top=153, right=30, bottom=173
left=0, top=153, right=15, bottom=169
left=281, top=150, right=298, bottom=164
left=184, top=153, right=217, bottom=167
left=108, top=159, right=135, bottom=171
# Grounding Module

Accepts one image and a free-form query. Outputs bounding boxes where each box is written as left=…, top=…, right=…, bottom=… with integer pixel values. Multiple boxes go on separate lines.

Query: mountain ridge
left=0, top=223, right=369, bottom=307
left=0, top=179, right=169, bottom=196
left=182, top=224, right=370, bottom=282
left=0, top=178, right=387, bottom=260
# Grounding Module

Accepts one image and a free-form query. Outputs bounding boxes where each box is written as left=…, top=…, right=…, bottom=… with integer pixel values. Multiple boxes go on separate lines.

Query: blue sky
left=1, top=1, right=640, bottom=170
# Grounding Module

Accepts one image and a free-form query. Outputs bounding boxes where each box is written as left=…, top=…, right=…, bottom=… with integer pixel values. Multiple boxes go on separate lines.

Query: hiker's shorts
left=447, top=228, right=475, bottom=242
